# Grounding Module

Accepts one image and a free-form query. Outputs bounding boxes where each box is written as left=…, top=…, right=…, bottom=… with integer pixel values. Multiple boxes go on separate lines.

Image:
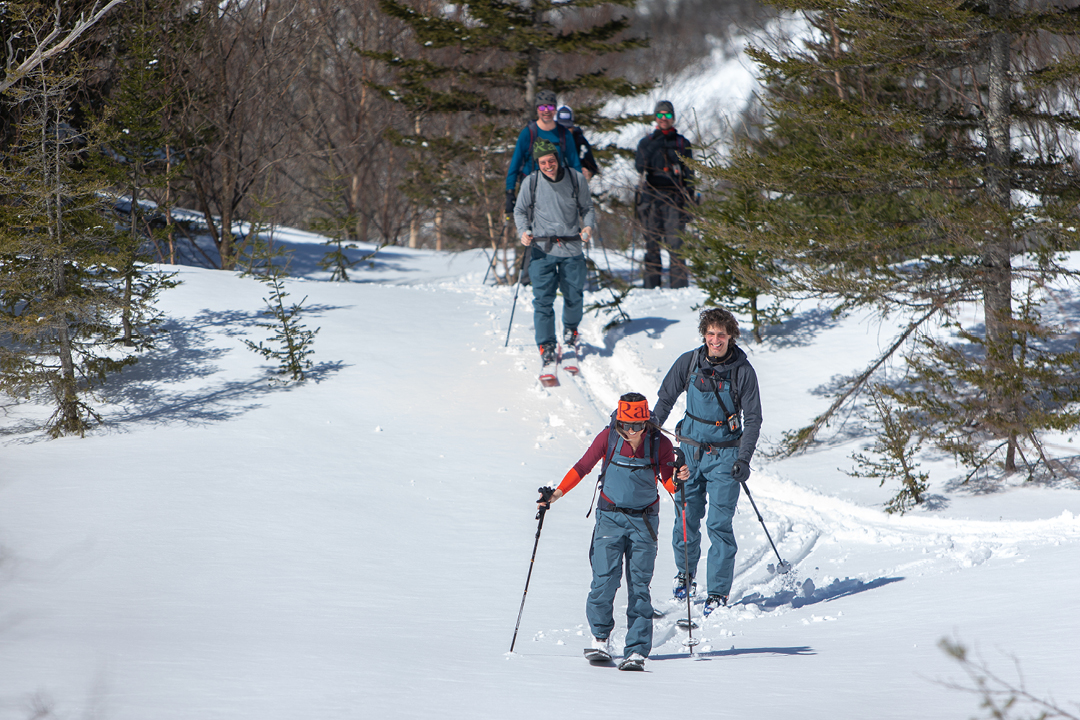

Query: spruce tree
left=99, top=0, right=185, bottom=345
left=0, top=61, right=133, bottom=436
left=692, top=0, right=1080, bottom=495
left=363, top=0, right=648, bottom=251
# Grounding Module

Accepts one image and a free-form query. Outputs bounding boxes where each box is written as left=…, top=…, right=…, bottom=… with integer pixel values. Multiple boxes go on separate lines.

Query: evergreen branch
left=959, top=440, right=1010, bottom=485
left=778, top=306, right=940, bottom=458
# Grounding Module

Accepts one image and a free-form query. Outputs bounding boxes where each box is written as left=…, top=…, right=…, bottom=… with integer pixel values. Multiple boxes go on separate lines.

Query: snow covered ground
left=2, top=232, right=1080, bottom=720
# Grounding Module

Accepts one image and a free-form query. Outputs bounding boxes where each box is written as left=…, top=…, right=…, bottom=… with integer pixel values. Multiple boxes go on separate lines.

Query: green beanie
left=532, top=139, right=558, bottom=161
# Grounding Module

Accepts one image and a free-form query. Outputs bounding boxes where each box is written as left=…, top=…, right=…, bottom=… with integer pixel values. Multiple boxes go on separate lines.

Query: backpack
left=585, top=411, right=662, bottom=518
left=525, top=167, right=581, bottom=226
left=685, top=347, right=741, bottom=419
left=674, top=348, right=743, bottom=459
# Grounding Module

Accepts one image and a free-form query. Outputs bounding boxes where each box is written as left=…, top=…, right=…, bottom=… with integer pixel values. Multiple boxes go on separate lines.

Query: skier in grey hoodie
left=513, top=139, right=596, bottom=369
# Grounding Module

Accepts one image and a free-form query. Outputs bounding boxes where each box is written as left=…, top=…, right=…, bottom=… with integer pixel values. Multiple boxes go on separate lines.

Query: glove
left=669, top=448, right=687, bottom=492
left=731, top=461, right=751, bottom=483
left=536, top=486, right=555, bottom=517
left=505, top=190, right=516, bottom=216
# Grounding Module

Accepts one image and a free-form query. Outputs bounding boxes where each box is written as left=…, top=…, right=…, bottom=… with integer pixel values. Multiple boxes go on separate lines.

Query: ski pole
left=739, top=480, right=792, bottom=574
left=679, top=477, right=699, bottom=652
left=503, top=247, right=528, bottom=347
left=482, top=219, right=509, bottom=286
left=510, top=487, right=554, bottom=652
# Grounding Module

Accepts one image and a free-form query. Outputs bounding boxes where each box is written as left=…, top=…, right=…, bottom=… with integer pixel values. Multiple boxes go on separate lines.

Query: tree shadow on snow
left=759, top=307, right=842, bottom=349
left=95, top=309, right=346, bottom=429
left=651, top=645, right=816, bottom=661
left=594, top=316, right=681, bottom=358
left=738, top=575, right=904, bottom=611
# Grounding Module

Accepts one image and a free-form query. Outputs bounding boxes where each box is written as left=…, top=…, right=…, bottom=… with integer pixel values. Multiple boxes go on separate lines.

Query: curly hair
left=698, top=308, right=740, bottom=340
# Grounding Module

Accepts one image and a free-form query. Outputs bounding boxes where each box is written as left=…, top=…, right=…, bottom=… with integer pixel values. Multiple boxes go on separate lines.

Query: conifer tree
left=0, top=59, right=133, bottom=436
left=240, top=208, right=319, bottom=383
left=99, top=0, right=185, bottom=345
left=363, top=0, right=648, bottom=250
left=692, top=0, right=1080, bottom=493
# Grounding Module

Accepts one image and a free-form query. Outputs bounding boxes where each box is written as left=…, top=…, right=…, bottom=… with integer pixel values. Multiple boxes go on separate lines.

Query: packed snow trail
left=2, top=245, right=1079, bottom=720
left=498, top=278, right=1080, bottom=671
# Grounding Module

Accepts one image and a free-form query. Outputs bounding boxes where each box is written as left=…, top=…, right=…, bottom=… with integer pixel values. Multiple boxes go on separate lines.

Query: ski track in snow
left=481, top=282, right=1080, bottom=657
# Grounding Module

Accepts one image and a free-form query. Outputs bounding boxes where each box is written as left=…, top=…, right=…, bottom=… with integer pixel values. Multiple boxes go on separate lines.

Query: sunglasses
left=656, top=112, right=674, bottom=119
left=619, top=421, right=647, bottom=432
left=537, top=105, right=556, bottom=112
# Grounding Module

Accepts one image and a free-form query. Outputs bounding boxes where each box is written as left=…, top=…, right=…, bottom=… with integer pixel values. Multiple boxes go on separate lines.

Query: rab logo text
left=618, top=400, right=649, bottom=421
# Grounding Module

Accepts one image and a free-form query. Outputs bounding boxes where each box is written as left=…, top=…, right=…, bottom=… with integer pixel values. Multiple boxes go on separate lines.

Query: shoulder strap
left=524, top=171, right=537, bottom=223
left=597, top=425, right=621, bottom=490
left=524, top=122, right=539, bottom=175
left=556, top=124, right=568, bottom=161
left=587, top=423, right=620, bottom=520
left=685, top=347, right=700, bottom=390
left=649, top=430, right=662, bottom=480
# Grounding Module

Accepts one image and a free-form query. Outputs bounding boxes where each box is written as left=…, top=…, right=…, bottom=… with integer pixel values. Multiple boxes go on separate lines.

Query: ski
left=539, top=346, right=561, bottom=387
left=583, top=648, right=613, bottom=664
left=618, top=656, right=646, bottom=671
left=561, top=341, right=582, bottom=376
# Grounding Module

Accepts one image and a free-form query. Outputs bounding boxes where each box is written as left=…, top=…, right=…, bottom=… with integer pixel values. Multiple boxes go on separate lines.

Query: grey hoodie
left=513, top=168, right=596, bottom=258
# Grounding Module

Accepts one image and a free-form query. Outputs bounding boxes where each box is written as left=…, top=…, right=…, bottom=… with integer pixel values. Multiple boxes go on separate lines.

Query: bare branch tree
left=0, top=0, right=126, bottom=94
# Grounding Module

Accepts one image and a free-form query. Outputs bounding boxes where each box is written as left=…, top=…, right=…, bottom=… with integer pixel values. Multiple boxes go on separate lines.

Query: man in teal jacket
left=653, top=308, right=763, bottom=615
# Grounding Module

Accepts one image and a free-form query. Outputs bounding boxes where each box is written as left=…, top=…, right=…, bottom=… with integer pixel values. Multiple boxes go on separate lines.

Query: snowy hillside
left=2, top=229, right=1079, bottom=720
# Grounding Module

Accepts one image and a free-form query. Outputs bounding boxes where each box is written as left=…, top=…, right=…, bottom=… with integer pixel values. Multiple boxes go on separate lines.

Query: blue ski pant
left=672, top=446, right=741, bottom=597
left=529, top=249, right=586, bottom=347
left=587, top=509, right=658, bottom=658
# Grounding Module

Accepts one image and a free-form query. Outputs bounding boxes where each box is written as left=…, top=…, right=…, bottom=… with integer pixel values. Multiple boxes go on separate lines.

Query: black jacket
left=635, top=128, right=693, bottom=195
left=570, top=126, right=600, bottom=176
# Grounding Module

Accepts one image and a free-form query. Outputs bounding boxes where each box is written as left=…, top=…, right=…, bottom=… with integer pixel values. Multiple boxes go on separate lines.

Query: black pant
left=639, top=190, right=688, bottom=289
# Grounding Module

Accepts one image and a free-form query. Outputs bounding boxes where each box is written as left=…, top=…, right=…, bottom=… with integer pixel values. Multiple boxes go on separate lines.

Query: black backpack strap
left=569, top=169, right=581, bottom=214
left=525, top=121, right=539, bottom=176
left=526, top=171, right=540, bottom=225
left=649, top=429, right=662, bottom=481
left=587, top=424, right=620, bottom=519
left=685, top=347, right=700, bottom=391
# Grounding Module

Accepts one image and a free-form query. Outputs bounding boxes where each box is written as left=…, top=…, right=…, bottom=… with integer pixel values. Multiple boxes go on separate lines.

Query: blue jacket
left=505, top=122, right=581, bottom=193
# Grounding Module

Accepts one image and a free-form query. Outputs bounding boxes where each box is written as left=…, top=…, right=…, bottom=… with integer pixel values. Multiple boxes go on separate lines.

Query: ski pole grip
left=536, top=486, right=555, bottom=519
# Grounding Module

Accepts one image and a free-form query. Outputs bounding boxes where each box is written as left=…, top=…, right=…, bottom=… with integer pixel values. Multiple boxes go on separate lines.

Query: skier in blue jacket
left=504, top=90, right=582, bottom=219
left=652, top=308, right=763, bottom=615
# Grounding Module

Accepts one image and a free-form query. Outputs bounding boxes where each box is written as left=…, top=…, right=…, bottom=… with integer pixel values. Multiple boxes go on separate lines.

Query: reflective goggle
left=537, top=104, right=557, bottom=112
left=619, top=421, right=647, bottom=432
left=656, top=112, right=674, bottom=119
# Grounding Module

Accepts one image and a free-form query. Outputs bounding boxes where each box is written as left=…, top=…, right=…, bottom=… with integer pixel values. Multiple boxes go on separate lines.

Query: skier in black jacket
left=635, top=100, right=694, bottom=289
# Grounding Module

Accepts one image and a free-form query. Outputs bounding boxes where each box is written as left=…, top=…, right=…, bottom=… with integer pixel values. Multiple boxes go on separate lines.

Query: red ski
left=539, top=345, right=561, bottom=387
